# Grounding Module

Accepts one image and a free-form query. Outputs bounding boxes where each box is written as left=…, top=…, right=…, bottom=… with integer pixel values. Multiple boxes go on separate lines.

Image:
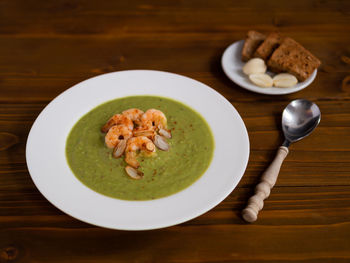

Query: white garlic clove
left=273, top=73, right=298, bottom=88
left=249, top=73, right=273, bottom=87
left=112, top=139, right=126, bottom=158
left=243, top=58, right=267, bottom=75
left=125, top=166, right=144, bottom=180
left=154, top=135, right=169, bottom=151
left=158, top=128, right=172, bottom=139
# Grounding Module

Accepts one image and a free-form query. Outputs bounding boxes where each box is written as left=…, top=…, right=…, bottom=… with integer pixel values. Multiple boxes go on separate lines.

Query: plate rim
left=26, top=70, right=250, bottom=230
left=221, top=40, right=317, bottom=95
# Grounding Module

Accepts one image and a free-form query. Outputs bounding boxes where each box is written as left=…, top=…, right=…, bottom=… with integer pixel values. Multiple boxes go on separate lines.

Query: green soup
left=66, top=96, right=214, bottom=200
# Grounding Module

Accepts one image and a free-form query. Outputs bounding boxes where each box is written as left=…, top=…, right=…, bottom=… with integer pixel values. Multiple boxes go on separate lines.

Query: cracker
left=241, top=31, right=266, bottom=62
left=254, top=32, right=283, bottom=60
left=267, top=37, right=321, bottom=81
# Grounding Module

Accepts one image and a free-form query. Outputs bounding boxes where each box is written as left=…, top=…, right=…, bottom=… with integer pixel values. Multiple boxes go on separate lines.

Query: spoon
left=242, top=99, right=321, bottom=223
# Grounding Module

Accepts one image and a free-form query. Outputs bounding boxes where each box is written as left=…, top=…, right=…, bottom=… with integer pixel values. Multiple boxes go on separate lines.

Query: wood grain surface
left=1, top=0, right=350, bottom=262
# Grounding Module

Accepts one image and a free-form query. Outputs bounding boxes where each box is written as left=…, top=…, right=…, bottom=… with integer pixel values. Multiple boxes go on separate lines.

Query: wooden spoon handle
left=242, top=146, right=289, bottom=223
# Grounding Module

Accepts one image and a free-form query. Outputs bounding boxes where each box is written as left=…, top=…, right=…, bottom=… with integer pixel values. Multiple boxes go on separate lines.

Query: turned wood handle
left=242, top=146, right=289, bottom=223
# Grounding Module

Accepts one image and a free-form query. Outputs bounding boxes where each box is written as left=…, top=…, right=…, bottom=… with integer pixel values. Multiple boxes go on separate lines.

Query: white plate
left=26, top=70, right=249, bottom=230
left=221, top=40, right=317, bottom=95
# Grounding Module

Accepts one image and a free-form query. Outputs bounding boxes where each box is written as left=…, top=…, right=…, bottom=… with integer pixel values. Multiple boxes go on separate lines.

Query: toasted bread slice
left=254, top=32, right=283, bottom=60
left=241, top=31, right=266, bottom=62
left=267, top=37, right=321, bottom=81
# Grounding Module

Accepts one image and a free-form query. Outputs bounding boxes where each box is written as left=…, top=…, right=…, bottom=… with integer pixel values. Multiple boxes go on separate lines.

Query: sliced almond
left=249, top=73, right=273, bottom=88
left=273, top=73, right=298, bottom=88
left=125, top=166, right=144, bottom=180
left=158, top=128, right=172, bottom=139
left=243, top=58, right=267, bottom=75
left=112, top=139, right=126, bottom=158
left=133, top=129, right=155, bottom=138
left=154, top=135, right=169, bottom=151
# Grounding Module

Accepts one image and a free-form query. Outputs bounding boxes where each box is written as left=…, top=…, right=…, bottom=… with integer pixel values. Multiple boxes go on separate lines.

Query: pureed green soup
left=66, top=96, right=214, bottom=200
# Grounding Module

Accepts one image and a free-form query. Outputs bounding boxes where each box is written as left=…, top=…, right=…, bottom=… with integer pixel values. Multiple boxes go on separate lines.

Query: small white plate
left=221, top=40, right=317, bottom=95
left=26, top=70, right=249, bottom=230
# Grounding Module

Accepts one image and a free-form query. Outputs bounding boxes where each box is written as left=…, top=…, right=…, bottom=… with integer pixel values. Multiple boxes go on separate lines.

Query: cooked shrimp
left=101, top=114, right=133, bottom=133
left=141, top=109, right=167, bottom=130
left=125, top=136, right=155, bottom=168
left=122, top=108, right=144, bottom=127
left=105, top=125, right=133, bottom=149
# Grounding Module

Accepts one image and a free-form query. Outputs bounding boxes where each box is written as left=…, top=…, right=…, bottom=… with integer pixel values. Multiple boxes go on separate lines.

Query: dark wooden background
left=1, top=0, right=350, bottom=262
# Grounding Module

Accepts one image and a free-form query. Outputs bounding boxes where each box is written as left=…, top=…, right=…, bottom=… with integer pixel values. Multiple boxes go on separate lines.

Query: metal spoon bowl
left=282, top=99, right=321, bottom=147
left=242, top=99, right=321, bottom=223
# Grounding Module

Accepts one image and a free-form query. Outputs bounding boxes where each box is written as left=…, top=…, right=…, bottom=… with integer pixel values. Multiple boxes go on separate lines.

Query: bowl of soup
left=26, top=70, right=249, bottom=230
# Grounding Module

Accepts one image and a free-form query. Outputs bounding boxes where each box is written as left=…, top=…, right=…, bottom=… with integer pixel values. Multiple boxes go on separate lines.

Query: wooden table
left=1, top=1, right=350, bottom=262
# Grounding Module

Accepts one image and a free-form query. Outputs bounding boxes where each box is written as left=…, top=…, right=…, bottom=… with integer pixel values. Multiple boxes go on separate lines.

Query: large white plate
left=26, top=70, right=249, bottom=230
left=221, top=40, right=317, bottom=95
